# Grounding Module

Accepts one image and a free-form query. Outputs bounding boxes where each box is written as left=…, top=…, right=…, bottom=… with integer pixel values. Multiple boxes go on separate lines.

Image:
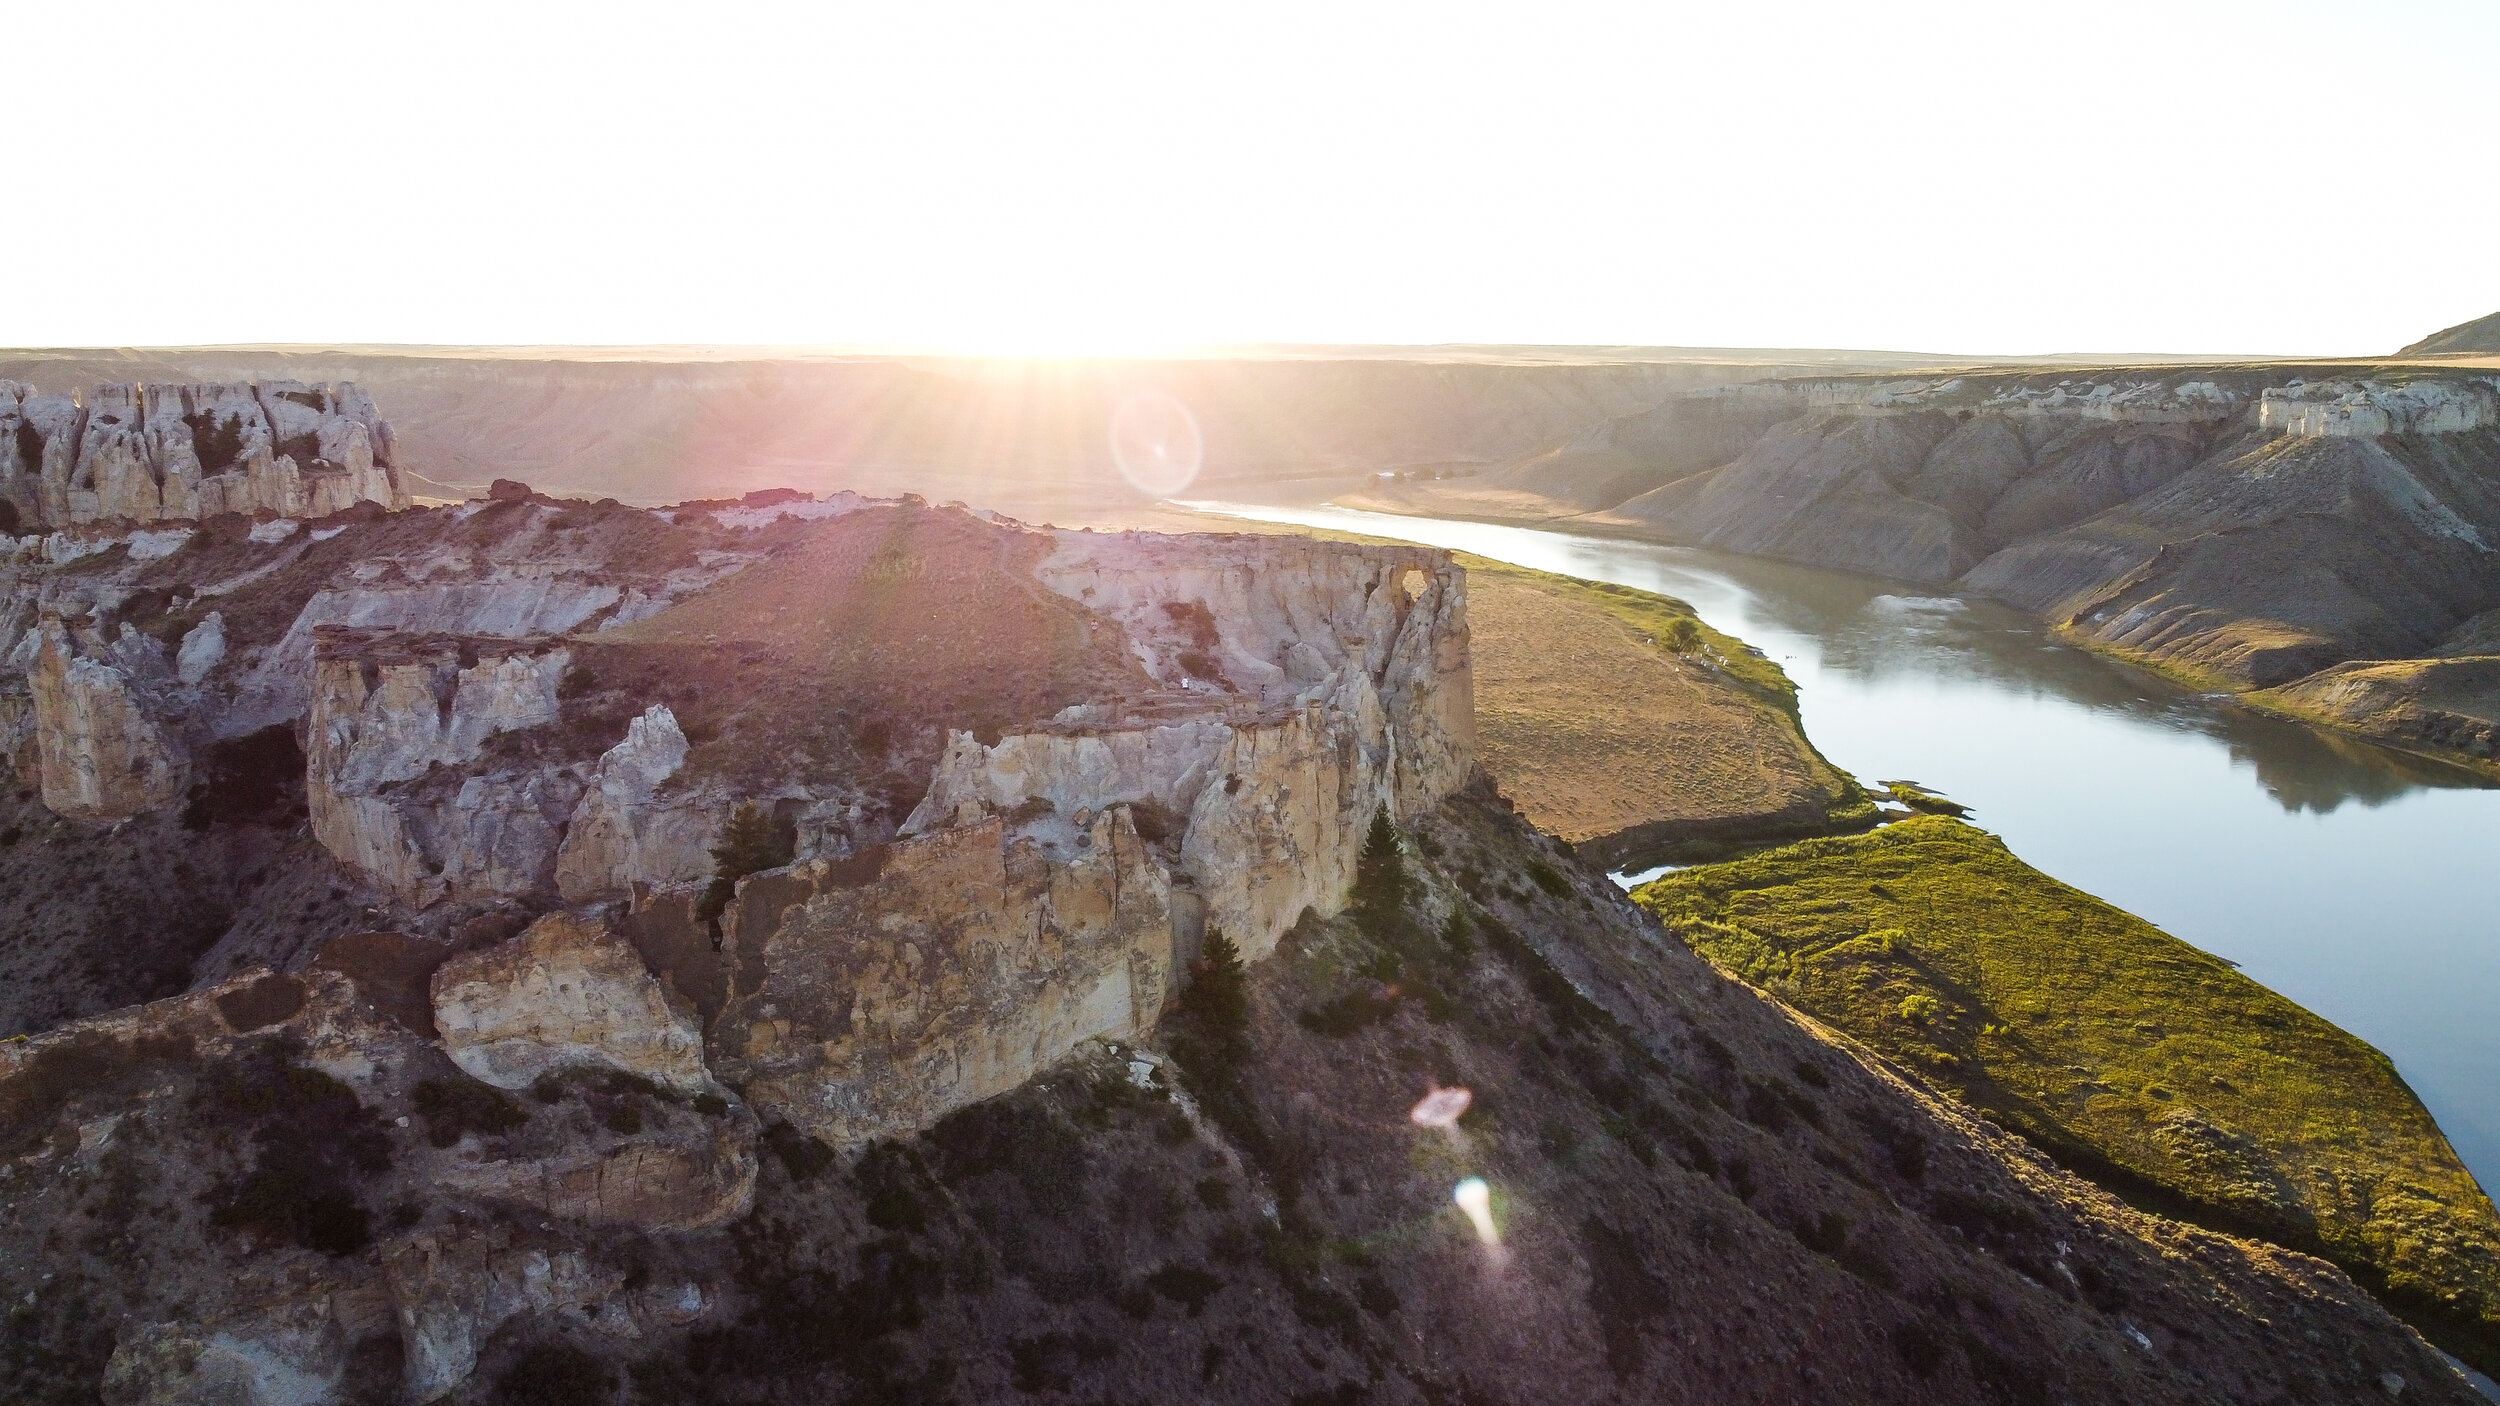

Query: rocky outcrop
left=895, top=532, right=1474, bottom=964
left=553, top=705, right=713, bottom=902
left=0, top=378, right=403, bottom=531
left=903, top=720, right=1234, bottom=837
left=2258, top=378, right=2500, bottom=438
left=235, top=580, right=624, bottom=728
left=2256, top=656, right=2500, bottom=763
left=384, top=1234, right=629, bottom=1403
left=431, top=911, right=712, bottom=1094
left=306, top=631, right=574, bottom=904
left=433, top=1113, right=758, bottom=1232
left=103, top=1292, right=350, bottom=1406
left=17, top=615, right=187, bottom=820
left=1035, top=528, right=1475, bottom=815
left=708, top=809, right=1171, bottom=1149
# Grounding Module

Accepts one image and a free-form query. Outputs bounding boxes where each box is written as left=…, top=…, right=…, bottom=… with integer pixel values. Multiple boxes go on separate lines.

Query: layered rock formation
left=552, top=704, right=712, bottom=901
left=1360, top=366, right=2500, bottom=764
left=708, top=810, right=1172, bottom=1148
left=2257, top=378, right=2500, bottom=437
left=0, top=379, right=403, bottom=531
left=431, top=911, right=711, bottom=1095
left=16, top=614, right=188, bottom=820
left=306, top=631, right=576, bottom=905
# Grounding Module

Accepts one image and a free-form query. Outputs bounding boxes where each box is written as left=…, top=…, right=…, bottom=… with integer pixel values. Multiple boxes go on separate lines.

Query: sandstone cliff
left=17, top=614, right=188, bottom=820
left=306, top=631, right=577, bottom=906
left=707, top=810, right=1172, bottom=1148
left=0, top=378, right=403, bottom=532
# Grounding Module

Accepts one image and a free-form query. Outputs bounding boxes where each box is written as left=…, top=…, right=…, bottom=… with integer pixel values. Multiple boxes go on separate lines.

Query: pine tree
left=698, top=802, right=787, bottom=927
left=1183, top=928, right=1249, bottom=1040
left=1351, top=806, right=1407, bottom=937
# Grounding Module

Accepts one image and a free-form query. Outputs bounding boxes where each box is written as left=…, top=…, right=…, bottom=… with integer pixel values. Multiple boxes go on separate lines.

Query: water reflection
left=1185, top=501, right=2500, bottom=1190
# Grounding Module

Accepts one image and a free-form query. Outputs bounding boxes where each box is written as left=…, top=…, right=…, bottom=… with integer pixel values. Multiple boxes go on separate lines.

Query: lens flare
left=1109, top=390, right=1203, bottom=498
left=1454, top=1177, right=1501, bottom=1254
left=1410, top=1086, right=1472, bottom=1128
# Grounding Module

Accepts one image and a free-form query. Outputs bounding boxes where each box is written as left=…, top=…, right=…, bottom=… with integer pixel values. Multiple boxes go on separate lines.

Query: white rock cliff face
left=554, top=704, right=715, bottom=902
left=907, top=532, right=1476, bottom=960
left=0, top=378, right=405, bottom=531
left=2257, top=379, right=2500, bottom=438
left=306, top=633, right=574, bottom=904
left=683, top=531, right=1477, bottom=1145
left=18, top=615, right=188, bottom=821
left=709, top=810, right=1173, bottom=1149
left=431, top=911, right=713, bottom=1095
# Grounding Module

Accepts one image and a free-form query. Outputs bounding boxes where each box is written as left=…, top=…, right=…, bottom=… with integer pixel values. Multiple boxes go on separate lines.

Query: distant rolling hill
left=2402, top=310, right=2500, bottom=357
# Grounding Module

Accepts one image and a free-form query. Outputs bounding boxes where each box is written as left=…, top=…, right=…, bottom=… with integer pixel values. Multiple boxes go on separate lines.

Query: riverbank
left=1336, top=486, right=2500, bottom=781
left=1634, top=816, right=2500, bottom=1374
left=1459, top=558, right=1880, bottom=869
left=1100, top=501, right=1884, bottom=870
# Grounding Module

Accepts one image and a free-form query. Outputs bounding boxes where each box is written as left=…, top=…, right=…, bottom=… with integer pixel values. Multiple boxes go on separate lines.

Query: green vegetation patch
left=1634, top=814, right=2500, bottom=1369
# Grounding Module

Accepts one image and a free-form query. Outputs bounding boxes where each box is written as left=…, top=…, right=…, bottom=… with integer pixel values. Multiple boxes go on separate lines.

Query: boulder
left=431, top=911, right=712, bottom=1095
left=177, top=611, right=227, bottom=684
left=102, top=1293, right=348, bottom=1406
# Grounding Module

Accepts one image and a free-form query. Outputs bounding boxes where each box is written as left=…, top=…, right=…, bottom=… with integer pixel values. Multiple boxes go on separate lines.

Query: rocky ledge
left=1, top=379, right=404, bottom=533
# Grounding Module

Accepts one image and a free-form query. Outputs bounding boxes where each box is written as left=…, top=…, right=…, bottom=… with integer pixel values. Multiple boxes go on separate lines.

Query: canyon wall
left=15, top=615, right=188, bottom=820
left=1536, top=372, right=2500, bottom=688
left=0, top=379, right=403, bottom=530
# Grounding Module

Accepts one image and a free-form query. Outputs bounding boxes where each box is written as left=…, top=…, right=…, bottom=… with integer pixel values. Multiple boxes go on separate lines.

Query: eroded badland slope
left=1353, top=366, right=2500, bottom=772
left=0, top=380, right=2488, bottom=1402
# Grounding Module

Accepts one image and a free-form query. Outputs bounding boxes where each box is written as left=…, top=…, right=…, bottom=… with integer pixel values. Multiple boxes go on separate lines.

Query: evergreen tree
left=1351, top=806, right=1407, bottom=937
left=1183, top=928, right=1249, bottom=1040
left=698, top=802, right=787, bottom=927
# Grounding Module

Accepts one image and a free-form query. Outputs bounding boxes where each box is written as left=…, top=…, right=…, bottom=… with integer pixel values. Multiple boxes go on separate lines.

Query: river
left=1187, top=500, right=2500, bottom=1193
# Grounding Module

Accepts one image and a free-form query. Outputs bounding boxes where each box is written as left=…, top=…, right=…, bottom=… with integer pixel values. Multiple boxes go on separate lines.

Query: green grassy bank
left=1634, top=816, right=2500, bottom=1371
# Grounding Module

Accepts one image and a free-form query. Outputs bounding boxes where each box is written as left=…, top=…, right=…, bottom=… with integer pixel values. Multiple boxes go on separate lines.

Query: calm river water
left=1190, top=501, right=2500, bottom=1192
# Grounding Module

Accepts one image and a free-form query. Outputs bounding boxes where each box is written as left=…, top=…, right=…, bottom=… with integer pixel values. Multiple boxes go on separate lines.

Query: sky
left=6, top=0, right=2497, bottom=357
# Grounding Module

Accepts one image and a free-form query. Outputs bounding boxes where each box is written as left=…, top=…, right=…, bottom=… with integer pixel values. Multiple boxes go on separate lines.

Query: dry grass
left=1466, top=570, right=1846, bottom=847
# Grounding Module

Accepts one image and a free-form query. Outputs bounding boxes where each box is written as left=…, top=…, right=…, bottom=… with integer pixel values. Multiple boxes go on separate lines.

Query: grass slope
left=1634, top=816, right=2500, bottom=1370
left=1459, top=559, right=1876, bottom=866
